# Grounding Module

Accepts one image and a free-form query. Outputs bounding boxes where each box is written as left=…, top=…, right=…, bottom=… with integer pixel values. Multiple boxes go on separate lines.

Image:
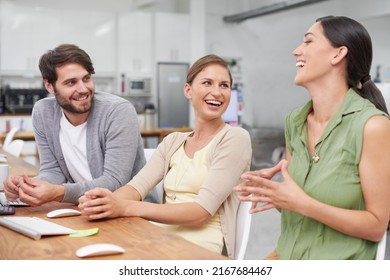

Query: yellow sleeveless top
left=156, top=141, right=223, bottom=254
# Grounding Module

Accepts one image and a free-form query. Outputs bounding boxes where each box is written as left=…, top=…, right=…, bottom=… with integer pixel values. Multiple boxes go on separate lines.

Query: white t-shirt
left=59, top=112, right=92, bottom=182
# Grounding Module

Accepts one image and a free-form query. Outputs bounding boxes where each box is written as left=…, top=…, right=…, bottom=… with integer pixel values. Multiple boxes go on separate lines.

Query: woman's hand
left=78, top=188, right=129, bottom=220
left=235, top=160, right=309, bottom=214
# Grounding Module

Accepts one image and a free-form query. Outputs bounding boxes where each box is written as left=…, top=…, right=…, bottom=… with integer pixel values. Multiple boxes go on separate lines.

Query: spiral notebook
left=0, top=216, right=75, bottom=240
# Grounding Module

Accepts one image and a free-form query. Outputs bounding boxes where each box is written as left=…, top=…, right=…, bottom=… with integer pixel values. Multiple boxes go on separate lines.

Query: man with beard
left=3, top=44, right=152, bottom=206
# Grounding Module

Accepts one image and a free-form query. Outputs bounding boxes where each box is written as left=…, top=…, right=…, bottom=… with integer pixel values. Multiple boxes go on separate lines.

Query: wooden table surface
left=1, top=148, right=39, bottom=177
left=0, top=202, right=228, bottom=260
left=0, top=127, right=193, bottom=144
left=0, top=130, right=36, bottom=143
left=0, top=147, right=226, bottom=260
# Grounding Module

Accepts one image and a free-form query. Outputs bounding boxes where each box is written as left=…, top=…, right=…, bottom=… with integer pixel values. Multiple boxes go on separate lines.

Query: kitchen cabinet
left=61, top=10, right=117, bottom=74
left=0, top=1, right=116, bottom=75
left=117, top=12, right=190, bottom=98
left=118, top=12, right=153, bottom=76
left=0, top=2, right=61, bottom=74
left=154, top=13, right=190, bottom=63
left=118, top=12, right=190, bottom=76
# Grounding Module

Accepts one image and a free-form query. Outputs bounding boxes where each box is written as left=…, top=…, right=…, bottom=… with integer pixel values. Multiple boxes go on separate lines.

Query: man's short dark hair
left=38, top=44, right=95, bottom=85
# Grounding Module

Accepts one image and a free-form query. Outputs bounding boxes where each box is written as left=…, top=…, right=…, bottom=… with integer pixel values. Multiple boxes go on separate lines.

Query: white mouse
left=76, top=243, right=125, bottom=258
left=47, top=208, right=81, bottom=218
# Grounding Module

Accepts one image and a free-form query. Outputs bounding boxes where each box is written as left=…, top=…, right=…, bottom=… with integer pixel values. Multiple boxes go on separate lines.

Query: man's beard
left=54, top=89, right=93, bottom=114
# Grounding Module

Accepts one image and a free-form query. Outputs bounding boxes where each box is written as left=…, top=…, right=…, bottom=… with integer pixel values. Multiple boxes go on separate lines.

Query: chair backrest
left=3, top=127, right=20, bottom=148
left=375, top=231, right=387, bottom=260
left=234, top=201, right=252, bottom=260
left=3, top=139, right=25, bottom=157
left=144, top=148, right=163, bottom=203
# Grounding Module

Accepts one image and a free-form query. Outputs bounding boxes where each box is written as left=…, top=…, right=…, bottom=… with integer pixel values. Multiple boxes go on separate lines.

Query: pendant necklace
left=311, top=137, right=325, bottom=163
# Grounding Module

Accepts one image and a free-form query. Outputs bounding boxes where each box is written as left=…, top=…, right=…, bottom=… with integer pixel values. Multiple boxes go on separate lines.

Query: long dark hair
left=317, top=16, right=388, bottom=114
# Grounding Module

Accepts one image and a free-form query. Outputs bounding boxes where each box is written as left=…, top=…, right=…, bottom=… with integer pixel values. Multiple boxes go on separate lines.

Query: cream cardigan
left=129, top=124, right=252, bottom=258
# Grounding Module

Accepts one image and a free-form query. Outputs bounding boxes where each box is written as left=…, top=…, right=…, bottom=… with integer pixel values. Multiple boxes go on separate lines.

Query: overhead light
left=223, top=0, right=329, bottom=23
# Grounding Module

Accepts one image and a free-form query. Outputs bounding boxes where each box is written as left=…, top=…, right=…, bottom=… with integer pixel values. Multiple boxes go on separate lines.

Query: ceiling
left=9, top=0, right=310, bottom=15
left=9, top=0, right=190, bottom=13
left=9, top=0, right=388, bottom=21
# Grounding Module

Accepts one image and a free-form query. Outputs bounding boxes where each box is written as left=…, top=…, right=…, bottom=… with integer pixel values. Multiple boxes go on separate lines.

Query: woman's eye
left=220, top=84, right=230, bottom=89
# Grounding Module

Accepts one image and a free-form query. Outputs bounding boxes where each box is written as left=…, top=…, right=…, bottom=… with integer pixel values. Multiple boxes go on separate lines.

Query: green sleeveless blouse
left=279, top=89, right=386, bottom=259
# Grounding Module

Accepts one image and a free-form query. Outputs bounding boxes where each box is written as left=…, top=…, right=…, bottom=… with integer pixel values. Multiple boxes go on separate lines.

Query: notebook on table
left=0, top=216, right=76, bottom=240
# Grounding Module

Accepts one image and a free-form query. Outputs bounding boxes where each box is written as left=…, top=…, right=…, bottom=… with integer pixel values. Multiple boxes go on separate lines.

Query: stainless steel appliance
left=1, top=87, right=48, bottom=114
left=157, top=62, right=189, bottom=128
left=127, top=77, right=151, bottom=96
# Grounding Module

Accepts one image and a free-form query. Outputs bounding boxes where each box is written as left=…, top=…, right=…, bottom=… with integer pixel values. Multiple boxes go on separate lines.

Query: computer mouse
left=75, top=243, right=125, bottom=258
left=46, top=208, right=81, bottom=218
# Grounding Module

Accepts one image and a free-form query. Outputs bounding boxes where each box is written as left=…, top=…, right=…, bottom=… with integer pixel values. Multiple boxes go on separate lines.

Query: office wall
left=1, top=0, right=389, bottom=130
left=206, top=0, right=390, bottom=129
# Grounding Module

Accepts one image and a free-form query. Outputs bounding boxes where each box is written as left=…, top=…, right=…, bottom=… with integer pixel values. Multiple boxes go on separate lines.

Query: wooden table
left=141, top=127, right=193, bottom=142
left=1, top=148, right=39, bottom=177
left=0, top=128, right=193, bottom=144
left=0, top=147, right=226, bottom=260
left=0, top=130, right=36, bottom=143
left=0, top=202, right=228, bottom=260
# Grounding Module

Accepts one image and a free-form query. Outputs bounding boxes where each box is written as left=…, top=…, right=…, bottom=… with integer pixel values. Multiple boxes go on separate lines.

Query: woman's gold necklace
left=311, top=137, right=325, bottom=163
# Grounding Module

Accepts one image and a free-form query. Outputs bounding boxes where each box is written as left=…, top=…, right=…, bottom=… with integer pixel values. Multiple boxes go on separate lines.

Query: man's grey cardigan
left=32, top=91, right=146, bottom=204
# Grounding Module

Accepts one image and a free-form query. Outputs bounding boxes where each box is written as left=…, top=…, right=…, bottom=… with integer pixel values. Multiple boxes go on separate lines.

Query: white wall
left=1, top=0, right=389, bottom=130
left=206, top=0, right=390, bottom=129
left=360, top=15, right=390, bottom=82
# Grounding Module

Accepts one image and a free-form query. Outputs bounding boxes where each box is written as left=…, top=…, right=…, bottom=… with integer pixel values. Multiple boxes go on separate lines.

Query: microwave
left=128, top=77, right=151, bottom=95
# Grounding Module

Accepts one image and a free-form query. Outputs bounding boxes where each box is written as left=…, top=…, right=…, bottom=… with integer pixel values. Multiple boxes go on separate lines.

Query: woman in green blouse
left=235, top=16, right=390, bottom=259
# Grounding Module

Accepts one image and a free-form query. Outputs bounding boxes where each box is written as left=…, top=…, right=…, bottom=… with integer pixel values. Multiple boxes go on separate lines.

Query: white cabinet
left=118, top=12, right=153, bottom=76
left=118, top=12, right=190, bottom=76
left=154, top=13, right=190, bottom=63
left=0, top=2, right=116, bottom=75
left=0, top=2, right=191, bottom=95
left=0, top=2, right=61, bottom=73
left=61, top=10, right=117, bottom=74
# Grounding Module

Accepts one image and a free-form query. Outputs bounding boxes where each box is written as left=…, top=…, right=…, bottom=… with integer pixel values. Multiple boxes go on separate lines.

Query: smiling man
left=3, top=44, right=150, bottom=206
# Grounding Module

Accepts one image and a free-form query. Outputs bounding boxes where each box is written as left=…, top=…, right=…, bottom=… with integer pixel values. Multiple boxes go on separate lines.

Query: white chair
left=234, top=201, right=253, bottom=260
left=3, top=139, right=25, bottom=157
left=3, top=127, right=19, bottom=147
left=144, top=148, right=163, bottom=203
left=2, top=127, right=25, bottom=157
left=375, top=231, right=387, bottom=260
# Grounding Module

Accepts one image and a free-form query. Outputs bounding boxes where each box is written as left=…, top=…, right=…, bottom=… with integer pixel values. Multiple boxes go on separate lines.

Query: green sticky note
left=69, top=228, right=99, bottom=237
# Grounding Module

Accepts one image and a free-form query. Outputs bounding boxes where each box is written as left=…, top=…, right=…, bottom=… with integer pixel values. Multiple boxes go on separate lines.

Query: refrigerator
left=157, top=62, right=189, bottom=128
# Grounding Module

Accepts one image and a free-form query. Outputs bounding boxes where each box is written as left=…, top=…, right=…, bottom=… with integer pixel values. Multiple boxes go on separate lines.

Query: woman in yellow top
left=78, top=54, right=252, bottom=258
left=235, top=16, right=390, bottom=259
